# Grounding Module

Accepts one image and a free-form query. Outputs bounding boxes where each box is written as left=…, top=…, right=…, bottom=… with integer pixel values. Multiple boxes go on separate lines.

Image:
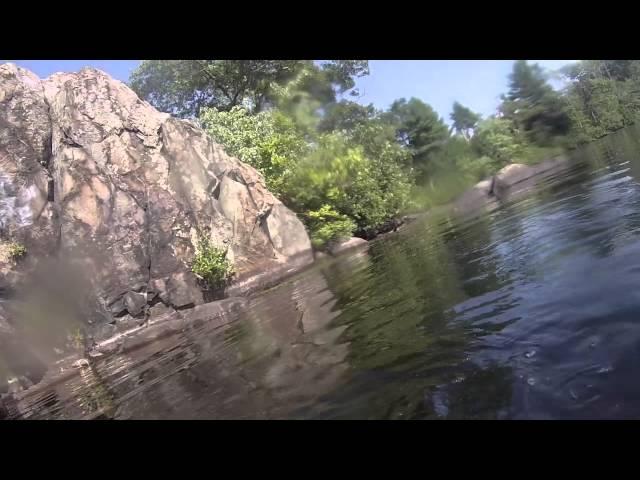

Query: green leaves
left=385, top=98, right=449, bottom=181
left=502, top=61, right=571, bottom=145
left=558, top=60, right=640, bottom=145
left=130, top=60, right=370, bottom=120
left=200, top=106, right=307, bottom=197
left=472, top=118, right=525, bottom=164
left=6, top=241, right=27, bottom=261
left=201, top=105, right=412, bottom=249
left=304, top=205, right=356, bottom=249
left=450, top=102, right=481, bottom=139
left=191, top=237, right=234, bottom=289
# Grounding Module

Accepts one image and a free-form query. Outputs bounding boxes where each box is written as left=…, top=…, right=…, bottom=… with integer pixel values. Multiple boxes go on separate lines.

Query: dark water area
left=10, top=125, right=640, bottom=420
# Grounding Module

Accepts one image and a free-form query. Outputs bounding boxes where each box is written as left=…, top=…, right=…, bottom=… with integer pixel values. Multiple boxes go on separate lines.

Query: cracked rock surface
left=0, top=63, right=313, bottom=348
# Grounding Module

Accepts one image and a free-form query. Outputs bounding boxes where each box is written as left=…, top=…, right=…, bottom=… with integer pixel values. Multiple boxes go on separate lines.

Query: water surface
left=10, top=125, right=640, bottom=420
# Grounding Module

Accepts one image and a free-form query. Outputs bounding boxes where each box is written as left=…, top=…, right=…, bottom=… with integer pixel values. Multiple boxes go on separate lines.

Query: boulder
left=328, top=237, right=369, bottom=256
left=493, top=163, right=534, bottom=192
left=0, top=63, right=313, bottom=342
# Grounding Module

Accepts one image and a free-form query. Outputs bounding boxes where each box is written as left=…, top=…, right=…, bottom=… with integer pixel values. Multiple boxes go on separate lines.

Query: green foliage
left=385, top=98, right=449, bottom=179
left=191, top=237, right=234, bottom=289
left=318, top=100, right=377, bottom=133
left=560, top=60, right=640, bottom=145
left=7, top=242, right=26, bottom=261
left=450, top=101, right=481, bottom=139
left=178, top=59, right=640, bottom=255
left=129, top=60, right=301, bottom=117
left=201, top=105, right=411, bottom=247
left=460, top=155, right=500, bottom=181
left=200, top=106, right=307, bottom=197
left=501, top=60, right=571, bottom=145
left=287, top=133, right=411, bottom=235
left=304, top=205, right=356, bottom=249
left=472, top=117, right=525, bottom=164
left=130, top=60, right=370, bottom=119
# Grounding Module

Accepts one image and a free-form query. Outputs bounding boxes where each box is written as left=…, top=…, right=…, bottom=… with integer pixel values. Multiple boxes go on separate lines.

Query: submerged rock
left=328, top=237, right=369, bottom=256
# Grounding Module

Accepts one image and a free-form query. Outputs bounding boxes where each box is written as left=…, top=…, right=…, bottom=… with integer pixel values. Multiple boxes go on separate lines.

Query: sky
left=1, top=60, right=577, bottom=124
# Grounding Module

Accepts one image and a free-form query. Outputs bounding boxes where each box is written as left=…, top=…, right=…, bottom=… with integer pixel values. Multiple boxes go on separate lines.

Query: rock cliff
left=0, top=63, right=313, bottom=346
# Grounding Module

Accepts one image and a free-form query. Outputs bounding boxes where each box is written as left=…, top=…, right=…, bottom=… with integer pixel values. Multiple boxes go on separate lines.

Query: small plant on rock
left=191, top=236, right=234, bottom=289
left=7, top=242, right=27, bottom=261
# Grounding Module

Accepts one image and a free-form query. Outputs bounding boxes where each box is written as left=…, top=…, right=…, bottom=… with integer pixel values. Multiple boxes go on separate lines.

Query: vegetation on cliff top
left=131, top=60, right=640, bottom=247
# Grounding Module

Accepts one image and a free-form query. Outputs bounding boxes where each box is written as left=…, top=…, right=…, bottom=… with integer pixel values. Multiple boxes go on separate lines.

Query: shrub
left=304, top=205, right=356, bottom=249
left=288, top=133, right=411, bottom=234
left=200, top=106, right=308, bottom=197
left=191, top=237, right=234, bottom=289
left=8, top=242, right=27, bottom=261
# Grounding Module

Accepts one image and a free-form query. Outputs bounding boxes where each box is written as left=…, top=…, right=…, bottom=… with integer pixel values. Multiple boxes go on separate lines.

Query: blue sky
left=1, top=60, right=576, bottom=124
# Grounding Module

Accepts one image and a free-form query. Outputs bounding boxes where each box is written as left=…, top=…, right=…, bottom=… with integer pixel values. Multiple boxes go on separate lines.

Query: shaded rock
left=116, top=313, right=144, bottom=332
left=123, top=291, right=147, bottom=316
left=328, top=237, right=368, bottom=256
left=0, top=64, right=58, bottom=286
left=147, top=302, right=174, bottom=321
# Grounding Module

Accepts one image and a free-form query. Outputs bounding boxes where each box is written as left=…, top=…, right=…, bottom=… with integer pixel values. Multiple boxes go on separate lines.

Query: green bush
left=200, top=106, right=308, bottom=197
left=8, top=242, right=27, bottom=261
left=287, top=133, right=411, bottom=234
left=304, top=205, right=356, bottom=249
left=472, top=118, right=525, bottom=164
left=191, top=237, right=234, bottom=289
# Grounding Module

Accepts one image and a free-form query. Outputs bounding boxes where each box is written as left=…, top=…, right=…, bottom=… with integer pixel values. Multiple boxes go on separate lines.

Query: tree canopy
left=450, top=102, right=481, bottom=139
left=130, top=60, right=370, bottom=119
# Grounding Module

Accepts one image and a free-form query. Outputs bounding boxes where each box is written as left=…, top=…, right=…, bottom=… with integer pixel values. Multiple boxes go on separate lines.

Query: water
left=10, top=125, right=640, bottom=420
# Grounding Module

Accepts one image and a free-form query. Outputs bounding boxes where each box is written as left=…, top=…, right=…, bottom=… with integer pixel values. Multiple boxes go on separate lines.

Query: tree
left=129, top=60, right=302, bottom=118
left=384, top=97, right=449, bottom=180
left=450, top=102, right=481, bottom=139
left=320, top=60, right=370, bottom=96
left=471, top=117, right=525, bottom=165
left=501, top=60, right=571, bottom=145
left=288, top=133, right=411, bottom=238
left=130, top=60, right=369, bottom=119
left=560, top=60, right=640, bottom=143
left=318, top=100, right=377, bottom=133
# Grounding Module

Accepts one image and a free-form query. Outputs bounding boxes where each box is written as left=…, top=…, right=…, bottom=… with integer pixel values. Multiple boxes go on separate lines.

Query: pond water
left=9, top=125, right=640, bottom=420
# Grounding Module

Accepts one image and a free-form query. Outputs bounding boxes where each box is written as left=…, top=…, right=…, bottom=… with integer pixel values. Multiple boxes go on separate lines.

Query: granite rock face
left=0, top=63, right=313, bottom=346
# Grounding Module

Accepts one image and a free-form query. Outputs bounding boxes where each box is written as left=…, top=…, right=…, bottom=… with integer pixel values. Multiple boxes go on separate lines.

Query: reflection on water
left=9, top=125, right=640, bottom=419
